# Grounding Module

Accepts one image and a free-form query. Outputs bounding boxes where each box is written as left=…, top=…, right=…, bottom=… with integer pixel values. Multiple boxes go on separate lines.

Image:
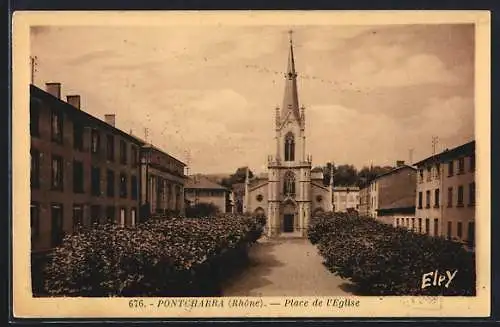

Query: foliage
left=221, top=166, right=254, bottom=188
left=43, top=214, right=264, bottom=297
left=308, top=212, right=476, bottom=296
left=185, top=202, right=220, bottom=218
left=321, top=162, right=394, bottom=188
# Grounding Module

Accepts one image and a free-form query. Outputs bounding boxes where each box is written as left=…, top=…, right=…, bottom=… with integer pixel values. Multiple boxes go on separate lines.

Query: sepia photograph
left=12, top=11, right=490, bottom=318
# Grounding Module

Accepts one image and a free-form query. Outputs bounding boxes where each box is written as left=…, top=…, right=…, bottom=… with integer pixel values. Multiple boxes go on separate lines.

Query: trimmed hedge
left=42, top=214, right=263, bottom=297
left=308, top=212, right=476, bottom=296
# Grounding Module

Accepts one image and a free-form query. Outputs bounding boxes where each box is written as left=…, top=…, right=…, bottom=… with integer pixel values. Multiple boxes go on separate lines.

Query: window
left=106, top=206, right=115, bottom=224
left=31, top=149, right=40, bottom=189
left=425, top=190, right=430, bottom=208
left=425, top=218, right=430, bottom=235
left=448, top=161, right=454, bottom=177
left=106, top=170, right=115, bottom=197
left=90, top=205, right=100, bottom=225
left=131, top=208, right=137, bottom=227
left=73, top=204, right=84, bottom=231
left=51, top=155, right=64, bottom=191
left=284, top=133, right=295, bottom=161
left=91, top=166, right=101, bottom=196
left=119, top=173, right=128, bottom=198
left=30, top=202, right=40, bottom=239
left=447, top=221, right=452, bottom=239
left=73, top=160, right=84, bottom=193
left=434, top=218, right=439, bottom=236
left=418, top=218, right=422, bottom=233
left=457, top=185, right=464, bottom=207
left=51, top=109, right=63, bottom=143
left=283, top=171, right=295, bottom=196
left=426, top=166, right=432, bottom=181
left=418, top=192, right=423, bottom=209
left=106, top=135, right=115, bottom=161
left=73, top=121, right=84, bottom=151
left=469, top=182, right=475, bottom=206
left=447, top=187, right=453, bottom=207
left=434, top=189, right=440, bottom=208
left=30, top=99, right=40, bottom=137
left=51, top=204, right=64, bottom=247
left=458, top=157, right=465, bottom=174
left=91, top=129, right=100, bottom=154
left=119, top=208, right=126, bottom=227
left=131, top=146, right=138, bottom=166
left=131, top=175, right=138, bottom=200
left=120, top=140, right=127, bottom=164
left=457, top=222, right=463, bottom=239
left=435, top=163, right=441, bottom=178
left=406, top=218, right=409, bottom=228
left=411, top=218, right=415, bottom=231
left=470, top=155, right=475, bottom=172
left=396, top=218, right=399, bottom=226
left=418, top=169, right=424, bottom=183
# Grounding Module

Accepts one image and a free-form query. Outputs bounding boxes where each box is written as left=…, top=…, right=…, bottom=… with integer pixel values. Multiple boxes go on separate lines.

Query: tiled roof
left=185, top=175, right=228, bottom=190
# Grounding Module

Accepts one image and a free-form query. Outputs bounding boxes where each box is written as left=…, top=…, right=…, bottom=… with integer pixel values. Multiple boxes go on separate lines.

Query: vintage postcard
left=12, top=10, right=491, bottom=318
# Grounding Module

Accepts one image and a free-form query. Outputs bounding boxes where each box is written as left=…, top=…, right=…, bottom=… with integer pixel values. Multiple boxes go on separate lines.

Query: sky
left=30, top=23, right=475, bottom=174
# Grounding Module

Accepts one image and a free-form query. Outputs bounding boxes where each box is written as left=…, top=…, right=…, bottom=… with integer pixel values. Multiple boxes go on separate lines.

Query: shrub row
left=41, top=214, right=264, bottom=297
left=308, top=212, right=476, bottom=296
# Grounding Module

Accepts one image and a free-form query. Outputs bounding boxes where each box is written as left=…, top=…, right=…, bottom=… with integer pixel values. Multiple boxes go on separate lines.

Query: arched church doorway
left=282, top=201, right=296, bottom=233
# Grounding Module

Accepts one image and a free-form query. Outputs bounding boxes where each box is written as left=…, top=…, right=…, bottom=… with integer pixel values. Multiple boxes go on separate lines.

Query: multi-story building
left=413, top=141, right=475, bottom=247
left=139, top=144, right=186, bottom=218
left=30, top=83, right=142, bottom=252
left=184, top=175, right=230, bottom=214
left=370, top=161, right=417, bottom=226
left=332, top=186, right=359, bottom=213
left=30, top=83, right=186, bottom=252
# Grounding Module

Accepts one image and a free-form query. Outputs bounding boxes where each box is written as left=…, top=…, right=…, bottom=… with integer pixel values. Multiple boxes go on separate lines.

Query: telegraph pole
left=432, top=136, right=439, bottom=155
left=408, top=148, right=414, bottom=165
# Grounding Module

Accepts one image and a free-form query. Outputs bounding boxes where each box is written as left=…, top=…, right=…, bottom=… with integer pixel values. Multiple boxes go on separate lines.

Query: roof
left=413, top=140, right=475, bottom=167
left=311, top=167, right=323, bottom=172
left=280, top=33, right=302, bottom=123
left=31, top=84, right=142, bottom=145
left=185, top=175, right=228, bottom=190
left=31, top=84, right=187, bottom=167
left=372, top=165, right=416, bottom=181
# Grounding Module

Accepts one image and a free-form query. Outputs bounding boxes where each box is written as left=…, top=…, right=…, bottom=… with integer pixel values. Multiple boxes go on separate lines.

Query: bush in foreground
left=43, top=214, right=264, bottom=297
left=308, top=212, right=475, bottom=296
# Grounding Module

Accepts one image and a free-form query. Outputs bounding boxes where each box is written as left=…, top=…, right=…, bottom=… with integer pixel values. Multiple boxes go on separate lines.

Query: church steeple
left=281, top=30, right=301, bottom=123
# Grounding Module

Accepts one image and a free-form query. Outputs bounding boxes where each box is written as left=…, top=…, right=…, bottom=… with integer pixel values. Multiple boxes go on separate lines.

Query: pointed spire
left=281, top=30, right=301, bottom=123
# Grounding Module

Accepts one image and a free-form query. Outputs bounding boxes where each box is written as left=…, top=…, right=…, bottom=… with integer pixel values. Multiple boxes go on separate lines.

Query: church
left=243, top=33, right=334, bottom=237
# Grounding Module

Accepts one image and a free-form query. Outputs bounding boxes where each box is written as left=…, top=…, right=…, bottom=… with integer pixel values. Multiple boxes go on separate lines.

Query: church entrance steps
left=221, top=237, right=353, bottom=296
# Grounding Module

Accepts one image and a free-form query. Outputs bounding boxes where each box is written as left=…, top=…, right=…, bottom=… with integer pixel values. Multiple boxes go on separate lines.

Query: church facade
left=243, top=34, right=334, bottom=237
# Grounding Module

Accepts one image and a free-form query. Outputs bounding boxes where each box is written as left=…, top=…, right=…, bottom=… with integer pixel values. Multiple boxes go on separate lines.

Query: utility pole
left=30, top=56, right=38, bottom=84
left=185, top=150, right=191, bottom=176
left=409, top=148, right=414, bottom=165
left=432, top=136, right=439, bottom=155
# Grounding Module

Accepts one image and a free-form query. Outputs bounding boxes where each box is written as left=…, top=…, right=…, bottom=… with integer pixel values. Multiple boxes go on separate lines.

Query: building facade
left=413, top=141, right=475, bottom=247
left=184, top=175, right=229, bottom=214
left=244, top=34, right=333, bottom=237
left=333, top=186, right=360, bottom=213
left=370, top=163, right=417, bottom=226
left=139, top=144, right=186, bottom=218
left=30, top=83, right=142, bottom=252
left=30, top=83, right=186, bottom=252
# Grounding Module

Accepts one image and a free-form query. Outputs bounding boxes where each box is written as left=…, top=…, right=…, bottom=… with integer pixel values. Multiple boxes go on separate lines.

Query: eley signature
left=421, top=269, right=458, bottom=289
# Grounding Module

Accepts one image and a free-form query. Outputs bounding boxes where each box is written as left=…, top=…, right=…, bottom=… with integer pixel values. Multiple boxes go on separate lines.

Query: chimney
left=104, top=114, right=116, bottom=127
left=66, top=95, right=81, bottom=109
left=396, top=160, right=405, bottom=167
left=45, top=82, right=61, bottom=99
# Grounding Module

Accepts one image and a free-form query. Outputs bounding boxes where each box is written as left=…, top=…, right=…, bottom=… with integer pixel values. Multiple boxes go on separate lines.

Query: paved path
left=221, top=236, right=354, bottom=296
